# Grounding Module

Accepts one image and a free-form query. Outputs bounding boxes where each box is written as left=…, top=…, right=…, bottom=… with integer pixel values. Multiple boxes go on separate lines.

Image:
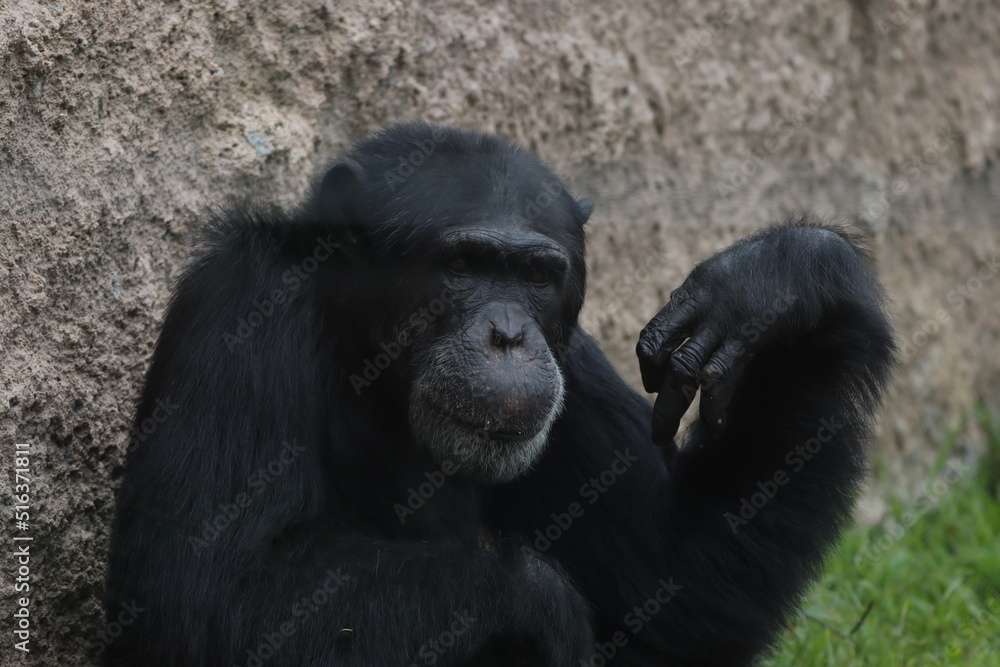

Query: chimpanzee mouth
left=485, top=426, right=529, bottom=442
left=442, top=410, right=542, bottom=445
left=408, top=360, right=566, bottom=483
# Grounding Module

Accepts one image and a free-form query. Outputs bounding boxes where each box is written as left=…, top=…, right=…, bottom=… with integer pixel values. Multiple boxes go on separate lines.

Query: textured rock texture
left=0, top=0, right=997, bottom=663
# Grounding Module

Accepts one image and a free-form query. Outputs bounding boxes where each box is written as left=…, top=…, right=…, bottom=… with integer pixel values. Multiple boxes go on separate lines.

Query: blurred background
left=0, top=1, right=998, bottom=664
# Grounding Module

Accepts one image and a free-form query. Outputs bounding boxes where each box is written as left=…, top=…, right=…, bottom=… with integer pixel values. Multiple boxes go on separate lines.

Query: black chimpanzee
left=104, top=122, right=895, bottom=666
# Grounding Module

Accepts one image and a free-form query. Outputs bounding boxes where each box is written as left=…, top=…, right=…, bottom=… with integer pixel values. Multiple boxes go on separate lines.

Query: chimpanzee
left=104, top=122, right=895, bottom=666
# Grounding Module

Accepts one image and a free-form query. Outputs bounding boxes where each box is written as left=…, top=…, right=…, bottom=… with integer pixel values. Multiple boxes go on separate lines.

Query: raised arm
left=487, top=219, right=895, bottom=665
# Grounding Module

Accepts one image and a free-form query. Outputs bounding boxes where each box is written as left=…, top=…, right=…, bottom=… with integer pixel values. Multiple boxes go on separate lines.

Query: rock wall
left=1, top=0, right=997, bottom=663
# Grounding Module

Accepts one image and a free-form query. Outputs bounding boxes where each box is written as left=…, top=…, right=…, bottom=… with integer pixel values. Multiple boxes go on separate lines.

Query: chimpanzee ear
left=316, top=158, right=366, bottom=223
left=576, top=198, right=595, bottom=225
left=313, top=158, right=367, bottom=259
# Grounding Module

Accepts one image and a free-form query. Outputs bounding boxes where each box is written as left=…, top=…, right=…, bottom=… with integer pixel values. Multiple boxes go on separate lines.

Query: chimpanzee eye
left=449, top=258, right=471, bottom=274
left=529, top=269, right=549, bottom=286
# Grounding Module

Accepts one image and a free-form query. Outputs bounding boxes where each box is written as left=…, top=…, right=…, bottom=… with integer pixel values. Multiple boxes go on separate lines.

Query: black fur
left=104, top=122, right=895, bottom=666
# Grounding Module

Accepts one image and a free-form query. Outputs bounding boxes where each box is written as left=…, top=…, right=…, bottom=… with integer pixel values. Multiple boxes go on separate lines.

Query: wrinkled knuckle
left=700, top=360, right=726, bottom=381
left=669, top=287, right=690, bottom=303
left=636, top=334, right=658, bottom=360
left=713, top=348, right=738, bottom=369
left=669, top=351, right=700, bottom=379
left=677, top=301, right=701, bottom=321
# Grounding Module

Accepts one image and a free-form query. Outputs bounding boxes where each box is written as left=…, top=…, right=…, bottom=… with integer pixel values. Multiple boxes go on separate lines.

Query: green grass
left=764, top=408, right=1000, bottom=666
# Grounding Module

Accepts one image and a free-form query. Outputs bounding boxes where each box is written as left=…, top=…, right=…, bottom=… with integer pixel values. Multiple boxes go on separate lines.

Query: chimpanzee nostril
left=483, top=302, right=532, bottom=350
left=491, top=324, right=524, bottom=349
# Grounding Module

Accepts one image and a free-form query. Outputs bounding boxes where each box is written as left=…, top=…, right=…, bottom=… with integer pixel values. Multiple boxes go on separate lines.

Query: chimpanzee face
left=314, top=122, right=592, bottom=482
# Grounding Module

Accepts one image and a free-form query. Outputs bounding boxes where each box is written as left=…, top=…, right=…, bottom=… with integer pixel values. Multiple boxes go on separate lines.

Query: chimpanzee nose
left=488, top=304, right=527, bottom=350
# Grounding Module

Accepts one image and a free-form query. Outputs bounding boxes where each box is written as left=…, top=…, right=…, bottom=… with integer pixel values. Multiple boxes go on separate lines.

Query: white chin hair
left=409, top=374, right=565, bottom=484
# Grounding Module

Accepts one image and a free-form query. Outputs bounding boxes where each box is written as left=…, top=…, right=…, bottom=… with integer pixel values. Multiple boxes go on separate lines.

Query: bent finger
left=651, top=328, right=723, bottom=445
left=699, top=338, right=751, bottom=439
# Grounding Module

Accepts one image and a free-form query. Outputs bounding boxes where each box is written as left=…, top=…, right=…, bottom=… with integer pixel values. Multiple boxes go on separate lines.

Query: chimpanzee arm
left=486, top=220, right=895, bottom=665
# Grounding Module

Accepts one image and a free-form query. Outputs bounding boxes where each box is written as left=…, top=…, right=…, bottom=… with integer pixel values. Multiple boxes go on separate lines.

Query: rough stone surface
left=0, top=0, right=997, bottom=663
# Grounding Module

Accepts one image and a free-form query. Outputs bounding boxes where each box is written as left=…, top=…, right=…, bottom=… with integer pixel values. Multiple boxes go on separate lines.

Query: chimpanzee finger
left=698, top=338, right=751, bottom=439
left=637, top=289, right=699, bottom=394
left=650, top=328, right=723, bottom=445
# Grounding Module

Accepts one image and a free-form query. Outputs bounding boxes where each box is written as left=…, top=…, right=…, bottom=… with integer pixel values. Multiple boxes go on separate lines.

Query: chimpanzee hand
left=635, top=224, right=866, bottom=445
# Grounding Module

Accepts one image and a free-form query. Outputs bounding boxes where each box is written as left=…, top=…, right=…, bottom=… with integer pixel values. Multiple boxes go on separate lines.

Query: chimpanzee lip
left=435, top=404, right=541, bottom=443
left=484, top=425, right=530, bottom=442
